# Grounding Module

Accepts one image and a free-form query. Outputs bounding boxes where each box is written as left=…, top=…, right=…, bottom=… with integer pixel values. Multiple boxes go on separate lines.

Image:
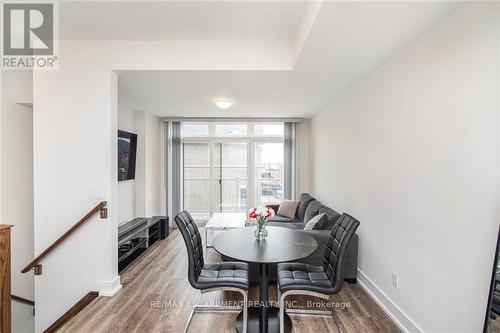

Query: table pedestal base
left=235, top=307, right=291, bottom=333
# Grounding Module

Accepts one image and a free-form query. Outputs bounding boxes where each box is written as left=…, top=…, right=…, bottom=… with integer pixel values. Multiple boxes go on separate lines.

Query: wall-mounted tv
left=118, top=130, right=137, bottom=181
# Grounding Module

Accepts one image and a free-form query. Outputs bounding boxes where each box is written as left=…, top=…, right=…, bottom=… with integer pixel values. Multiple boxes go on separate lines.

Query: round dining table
left=212, top=226, right=318, bottom=333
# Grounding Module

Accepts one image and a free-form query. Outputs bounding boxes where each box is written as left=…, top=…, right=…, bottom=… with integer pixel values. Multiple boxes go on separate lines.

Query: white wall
left=117, top=104, right=136, bottom=223
left=1, top=71, right=35, bottom=333
left=33, top=40, right=284, bottom=332
left=309, top=3, right=499, bottom=332
left=117, top=104, right=163, bottom=224
left=134, top=111, right=146, bottom=217
left=144, top=111, right=162, bottom=217
left=33, top=65, right=120, bottom=333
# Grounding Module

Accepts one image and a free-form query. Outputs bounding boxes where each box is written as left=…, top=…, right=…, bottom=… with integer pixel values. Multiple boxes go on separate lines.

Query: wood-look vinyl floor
left=58, top=230, right=401, bottom=333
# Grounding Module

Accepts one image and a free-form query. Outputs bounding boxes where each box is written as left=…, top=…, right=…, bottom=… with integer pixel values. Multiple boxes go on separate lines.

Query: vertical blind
left=171, top=122, right=181, bottom=217
left=284, top=122, right=295, bottom=200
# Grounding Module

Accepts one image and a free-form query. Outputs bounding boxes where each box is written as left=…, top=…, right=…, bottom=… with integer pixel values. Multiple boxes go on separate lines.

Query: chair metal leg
left=279, top=291, right=285, bottom=333
left=184, top=287, right=248, bottom=333
left=205, top=228, right=208, bottom=249
left=279, top=290, right=344, bottom=333
left=331, top=307, right=344, bottom=333
left=242, top=289, right=248, bottom=333
left=183, top=307, right=196, bottom=333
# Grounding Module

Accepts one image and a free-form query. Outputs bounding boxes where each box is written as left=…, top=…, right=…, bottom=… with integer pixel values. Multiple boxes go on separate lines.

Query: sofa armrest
left=268, top=204, right=280, bottom=212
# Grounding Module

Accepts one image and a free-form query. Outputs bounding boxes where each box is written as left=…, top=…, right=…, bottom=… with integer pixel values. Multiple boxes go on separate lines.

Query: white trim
left=357, top=269, right=424, bottom=333
left=99, top=275, right=122, bottom=297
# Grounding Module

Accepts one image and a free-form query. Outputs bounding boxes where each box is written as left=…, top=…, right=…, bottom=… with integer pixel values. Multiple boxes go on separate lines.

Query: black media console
left=118, top=216, right=169, bottom=273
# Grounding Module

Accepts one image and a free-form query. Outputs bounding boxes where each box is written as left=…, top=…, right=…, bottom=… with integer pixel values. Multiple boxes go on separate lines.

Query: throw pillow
left=296, top=193, right=316, bottom=220
left=277, top=200, right=300, bottom=219
left=303, top=200, right=322, bottom=225
left=304, top=213, right=326, bottom=231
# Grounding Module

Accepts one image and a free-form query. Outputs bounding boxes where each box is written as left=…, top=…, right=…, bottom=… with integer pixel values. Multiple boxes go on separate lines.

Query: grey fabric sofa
left=222, top=193, right=358, bottom=284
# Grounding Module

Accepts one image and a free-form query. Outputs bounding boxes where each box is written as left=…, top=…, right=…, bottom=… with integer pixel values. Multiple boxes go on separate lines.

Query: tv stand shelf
left=118, top=216, right=168, bottom=273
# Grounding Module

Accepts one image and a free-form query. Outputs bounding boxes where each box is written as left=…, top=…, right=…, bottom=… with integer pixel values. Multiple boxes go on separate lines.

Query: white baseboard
left=99, top=275, right=122, bottom=297
left=357, top=269, right=423, bottom=333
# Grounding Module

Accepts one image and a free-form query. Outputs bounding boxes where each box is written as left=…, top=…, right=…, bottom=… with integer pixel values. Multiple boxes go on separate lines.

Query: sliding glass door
left=213, top=142, right=248, bottom=212
left=183, top=141, right=249, bottom=220
left=181, top=122, right=285, bottom=223
left=182, top=142, right=211, bottom=220
left=254, top=142, right=284, bottom=206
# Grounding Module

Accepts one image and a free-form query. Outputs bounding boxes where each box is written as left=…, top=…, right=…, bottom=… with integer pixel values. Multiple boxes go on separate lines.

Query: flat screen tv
left=118, top=130, right=137, bottom=181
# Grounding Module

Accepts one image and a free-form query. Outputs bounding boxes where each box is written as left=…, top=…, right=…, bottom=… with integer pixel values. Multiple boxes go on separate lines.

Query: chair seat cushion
left=197, top=261, right=249, bottom=290
left=277, top=262, right=335, bottom=294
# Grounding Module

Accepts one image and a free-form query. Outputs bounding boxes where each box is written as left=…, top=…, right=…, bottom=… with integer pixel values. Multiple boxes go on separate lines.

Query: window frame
left=254, top=122, right=285, bottom=137
left=181, top=122, right=284, bottom=222
left=213, top=122, right=249, bottom=137
left=180, top=122, right=210, bottom=138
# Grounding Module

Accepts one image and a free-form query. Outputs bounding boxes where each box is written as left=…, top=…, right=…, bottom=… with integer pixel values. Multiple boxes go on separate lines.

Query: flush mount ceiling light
left=214, top=98, right=234, bottom=109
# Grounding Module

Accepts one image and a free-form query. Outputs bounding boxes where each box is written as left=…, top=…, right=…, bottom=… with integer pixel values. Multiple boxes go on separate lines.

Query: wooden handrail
left=11, top=294, right=34, bottom=306
left=21, top=201, right=107, bottom=274
left=1, top=225, right=13, bottom=333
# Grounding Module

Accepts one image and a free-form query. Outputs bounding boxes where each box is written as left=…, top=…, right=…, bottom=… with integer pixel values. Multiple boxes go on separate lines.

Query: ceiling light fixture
left=214, top=98, right=234, bottom=109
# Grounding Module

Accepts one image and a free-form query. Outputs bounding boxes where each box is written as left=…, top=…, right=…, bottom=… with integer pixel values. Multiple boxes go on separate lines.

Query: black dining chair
left=277, top=213, right=360, bottom=333
left=174, top=211, right=249, bottom=333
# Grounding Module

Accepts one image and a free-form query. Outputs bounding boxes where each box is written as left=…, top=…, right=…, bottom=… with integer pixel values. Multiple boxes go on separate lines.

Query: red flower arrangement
left=248, top=206, right=275, bottom=228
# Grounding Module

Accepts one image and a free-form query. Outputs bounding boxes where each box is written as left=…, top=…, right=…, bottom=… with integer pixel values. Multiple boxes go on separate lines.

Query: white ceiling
left=60, top=1, right=462, bottom=118
left=60, top=1, right=307, bottom=41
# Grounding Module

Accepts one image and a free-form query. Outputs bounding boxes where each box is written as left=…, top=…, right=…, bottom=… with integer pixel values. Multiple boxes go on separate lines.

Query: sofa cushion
left=277, top=200, right=300, bottom=219
left=267, top=215, right=302, bottom=223
left=267, top=221, right=304, bottom=230
left=303, top=200, right=324, bottom=225
left=318, top=206, right=341, bottom=230
left=297, top=193, right=316, bottom=220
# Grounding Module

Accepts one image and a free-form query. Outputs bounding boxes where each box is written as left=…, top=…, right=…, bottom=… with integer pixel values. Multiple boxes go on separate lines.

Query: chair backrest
left=322, top=213, right=360, bottom=292
left=174, top=211, right=204, bottom=289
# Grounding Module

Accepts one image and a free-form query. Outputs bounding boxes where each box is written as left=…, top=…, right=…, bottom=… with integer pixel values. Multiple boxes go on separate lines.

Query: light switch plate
left=392, top=273, right=399, bottom=288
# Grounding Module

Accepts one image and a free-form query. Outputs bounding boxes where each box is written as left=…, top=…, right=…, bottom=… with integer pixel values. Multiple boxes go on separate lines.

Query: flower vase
left=248, top=207, right=274, bottom=241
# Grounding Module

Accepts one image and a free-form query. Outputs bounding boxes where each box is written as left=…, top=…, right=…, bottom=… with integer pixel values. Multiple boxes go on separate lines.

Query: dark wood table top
left=212, top=226, right=317, bottom=264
